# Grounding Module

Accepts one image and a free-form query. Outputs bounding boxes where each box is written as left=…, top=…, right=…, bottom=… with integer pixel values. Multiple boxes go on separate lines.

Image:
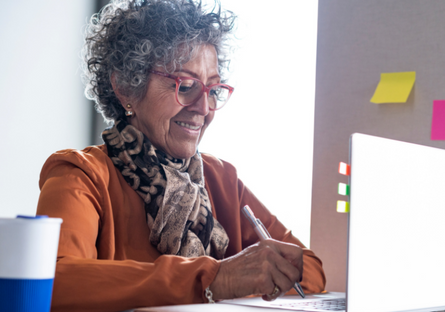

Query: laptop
left=222, top=133, right=445, bottom=312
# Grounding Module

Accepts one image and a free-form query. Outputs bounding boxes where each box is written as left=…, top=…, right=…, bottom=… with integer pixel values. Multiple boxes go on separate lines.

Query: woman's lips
left=175, top=121, right=202, bottom=131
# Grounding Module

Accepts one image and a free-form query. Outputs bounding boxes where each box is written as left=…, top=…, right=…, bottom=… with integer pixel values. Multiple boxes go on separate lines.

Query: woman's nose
left=186, top=92, right=210, bottom=116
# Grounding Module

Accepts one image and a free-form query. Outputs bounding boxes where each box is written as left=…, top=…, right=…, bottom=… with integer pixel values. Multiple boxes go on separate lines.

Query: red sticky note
left=338, top=162, right=350, bottom=176
left=431, top=100, right=445, bottom=140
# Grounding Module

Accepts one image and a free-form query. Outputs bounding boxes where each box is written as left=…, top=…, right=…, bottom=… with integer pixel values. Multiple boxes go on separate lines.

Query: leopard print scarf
left=102, top=119, right=229, bottom=259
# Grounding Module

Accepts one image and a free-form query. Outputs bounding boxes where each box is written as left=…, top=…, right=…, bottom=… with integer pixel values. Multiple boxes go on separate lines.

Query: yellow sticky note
left=337, top=200, right=350, bottom=213
left=370, top=71, right=415, bottom=104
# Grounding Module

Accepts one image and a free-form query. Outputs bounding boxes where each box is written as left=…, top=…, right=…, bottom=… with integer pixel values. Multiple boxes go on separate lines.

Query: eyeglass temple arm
left=149, top=70, right=178, bottom=80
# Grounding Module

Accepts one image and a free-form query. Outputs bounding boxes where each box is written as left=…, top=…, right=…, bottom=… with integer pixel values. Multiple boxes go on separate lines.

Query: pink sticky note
left=431, top=100, right=445, bottom=140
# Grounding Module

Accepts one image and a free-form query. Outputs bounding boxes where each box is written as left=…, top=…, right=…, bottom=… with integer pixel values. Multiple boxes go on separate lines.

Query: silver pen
left=242, top=205, right=306, bottom=298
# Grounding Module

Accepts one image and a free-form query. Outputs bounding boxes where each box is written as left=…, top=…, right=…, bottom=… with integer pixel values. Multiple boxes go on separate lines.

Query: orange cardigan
left=37, top=145, right=325, bottom=312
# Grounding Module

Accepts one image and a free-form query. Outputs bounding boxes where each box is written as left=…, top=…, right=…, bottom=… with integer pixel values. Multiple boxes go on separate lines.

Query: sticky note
left=370, top=71, right=416, bottom=104
left=338, top=162, right=350, bottom=176
left=337, top=201, right=350, bottom=213
left=338, top=183, right=350, bottom=196
left=431, top=100, right=445, bottom=140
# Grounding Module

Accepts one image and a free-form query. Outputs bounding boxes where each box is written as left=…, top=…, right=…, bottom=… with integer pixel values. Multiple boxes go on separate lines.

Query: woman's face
left=129, top=45, right=218, bottom=159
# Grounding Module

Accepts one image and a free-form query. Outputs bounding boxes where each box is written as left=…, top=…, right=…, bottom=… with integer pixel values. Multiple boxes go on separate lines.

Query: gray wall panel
left=312, top=0, right=445, bottom=291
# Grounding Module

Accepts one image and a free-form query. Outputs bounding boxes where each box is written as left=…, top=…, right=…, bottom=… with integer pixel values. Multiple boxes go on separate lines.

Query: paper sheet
left=370, top=71, right=416, bottom=104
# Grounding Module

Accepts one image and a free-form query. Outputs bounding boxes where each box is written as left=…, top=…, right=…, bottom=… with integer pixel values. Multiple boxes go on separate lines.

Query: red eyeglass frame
left=149, top=70, right=234, bottom=111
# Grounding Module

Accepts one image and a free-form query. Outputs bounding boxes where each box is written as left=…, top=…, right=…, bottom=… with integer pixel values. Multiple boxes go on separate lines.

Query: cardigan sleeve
left=37, top=148, right=220, bottom=312
left=237, top=178, right=326, bottom=294
left=201, top=154, right=326, bottom=294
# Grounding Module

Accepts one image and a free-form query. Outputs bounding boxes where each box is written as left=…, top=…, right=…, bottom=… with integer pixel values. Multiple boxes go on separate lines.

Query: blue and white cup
left=0, top=216, right=63, bottom=312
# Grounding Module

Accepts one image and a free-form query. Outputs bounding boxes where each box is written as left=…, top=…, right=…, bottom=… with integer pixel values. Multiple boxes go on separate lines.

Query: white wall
left=0, top=1, right=94, bottom=217
left=199, top=1, right=318, bottom=247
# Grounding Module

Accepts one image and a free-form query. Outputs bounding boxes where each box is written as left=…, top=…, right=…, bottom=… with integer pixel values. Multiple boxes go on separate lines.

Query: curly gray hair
left=82, top=0, right=236, bottom=122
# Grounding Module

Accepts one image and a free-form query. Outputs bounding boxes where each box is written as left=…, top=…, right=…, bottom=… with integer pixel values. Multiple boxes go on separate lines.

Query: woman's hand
left=209, top=239, right=303, bottom=301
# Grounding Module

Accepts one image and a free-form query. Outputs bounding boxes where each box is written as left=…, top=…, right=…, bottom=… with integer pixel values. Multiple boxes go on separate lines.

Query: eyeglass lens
left=178, top=79, right=231, bottom=110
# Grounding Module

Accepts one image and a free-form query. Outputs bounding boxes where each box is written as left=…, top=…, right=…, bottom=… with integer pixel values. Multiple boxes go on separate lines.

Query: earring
left=125, top=104, right=134, bottom=117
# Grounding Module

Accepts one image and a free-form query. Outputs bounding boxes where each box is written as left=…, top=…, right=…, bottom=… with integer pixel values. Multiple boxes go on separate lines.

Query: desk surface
left=133, top=292, right=345, bottom=312
left=135, top=304, right=273, bottom=312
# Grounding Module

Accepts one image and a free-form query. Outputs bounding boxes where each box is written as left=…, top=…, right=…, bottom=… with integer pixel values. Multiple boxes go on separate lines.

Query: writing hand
left=209, top=239, right=303, bottom=301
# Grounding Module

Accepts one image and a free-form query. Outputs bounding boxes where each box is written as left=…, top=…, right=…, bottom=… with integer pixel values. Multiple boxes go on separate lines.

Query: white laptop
left=222, top=133, right=445, bottom=312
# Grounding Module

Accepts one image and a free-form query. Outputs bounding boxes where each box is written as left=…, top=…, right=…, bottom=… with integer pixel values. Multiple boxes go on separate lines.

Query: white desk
left=132, top=292, right=345, bottom=312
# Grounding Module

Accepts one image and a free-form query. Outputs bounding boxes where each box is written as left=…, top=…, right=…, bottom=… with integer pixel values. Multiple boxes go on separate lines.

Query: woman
left=36, top=0, right=326, bottom=311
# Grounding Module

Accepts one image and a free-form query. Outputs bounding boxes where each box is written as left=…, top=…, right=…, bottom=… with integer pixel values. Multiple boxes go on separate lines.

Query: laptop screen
left=347, top=133, right=445, bottom=312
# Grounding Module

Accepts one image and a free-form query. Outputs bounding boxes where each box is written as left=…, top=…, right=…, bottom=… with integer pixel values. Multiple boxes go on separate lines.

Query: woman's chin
left=168, top=145, right=198, bottom=160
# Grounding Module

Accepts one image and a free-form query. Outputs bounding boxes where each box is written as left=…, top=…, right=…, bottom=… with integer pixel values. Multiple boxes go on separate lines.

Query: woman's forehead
left=181, top=48, right=219, bottom=80
left=162, top=44, right=219, bottom=74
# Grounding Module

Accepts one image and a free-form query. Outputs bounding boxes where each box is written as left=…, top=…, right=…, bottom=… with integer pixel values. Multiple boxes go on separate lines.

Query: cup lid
left=17, top=215, right=49, bottom=219
left=0, top=216, right=62, bottom=225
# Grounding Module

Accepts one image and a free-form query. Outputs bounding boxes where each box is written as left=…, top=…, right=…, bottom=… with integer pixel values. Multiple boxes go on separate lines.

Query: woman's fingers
left=209, top=239, right=303, bottom=301
left=262, top=284, right=281, bottom=301
left=270, top=239, right=304, bottom=282
left=259, top=241, right=303, bottom=300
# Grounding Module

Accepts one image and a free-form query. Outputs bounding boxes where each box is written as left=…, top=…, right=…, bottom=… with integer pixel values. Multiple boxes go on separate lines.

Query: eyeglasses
left=149, top=70, right=234, bottom=111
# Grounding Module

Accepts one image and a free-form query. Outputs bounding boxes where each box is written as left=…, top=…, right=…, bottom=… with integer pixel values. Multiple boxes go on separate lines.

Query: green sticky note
left=370, top=71, right=416, bottom=104
left=338, top=183, right=350, bottom=196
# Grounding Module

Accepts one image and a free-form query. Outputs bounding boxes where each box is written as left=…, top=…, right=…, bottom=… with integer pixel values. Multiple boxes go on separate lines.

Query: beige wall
left=311, top=0, right=445, bottom=291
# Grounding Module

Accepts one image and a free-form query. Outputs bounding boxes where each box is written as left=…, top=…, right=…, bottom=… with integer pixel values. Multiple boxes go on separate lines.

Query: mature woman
left=36, top=0, right=326, bottom=311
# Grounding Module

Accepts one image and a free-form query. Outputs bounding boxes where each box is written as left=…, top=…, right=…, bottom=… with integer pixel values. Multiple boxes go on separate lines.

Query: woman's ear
left=111, top=73, right=137, bottom=118
left=111, top=72, right=129, bottom=110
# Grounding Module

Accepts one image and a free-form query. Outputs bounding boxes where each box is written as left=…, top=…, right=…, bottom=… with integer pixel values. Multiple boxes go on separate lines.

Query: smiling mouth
left=175, top=121, right=201, bottom=130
